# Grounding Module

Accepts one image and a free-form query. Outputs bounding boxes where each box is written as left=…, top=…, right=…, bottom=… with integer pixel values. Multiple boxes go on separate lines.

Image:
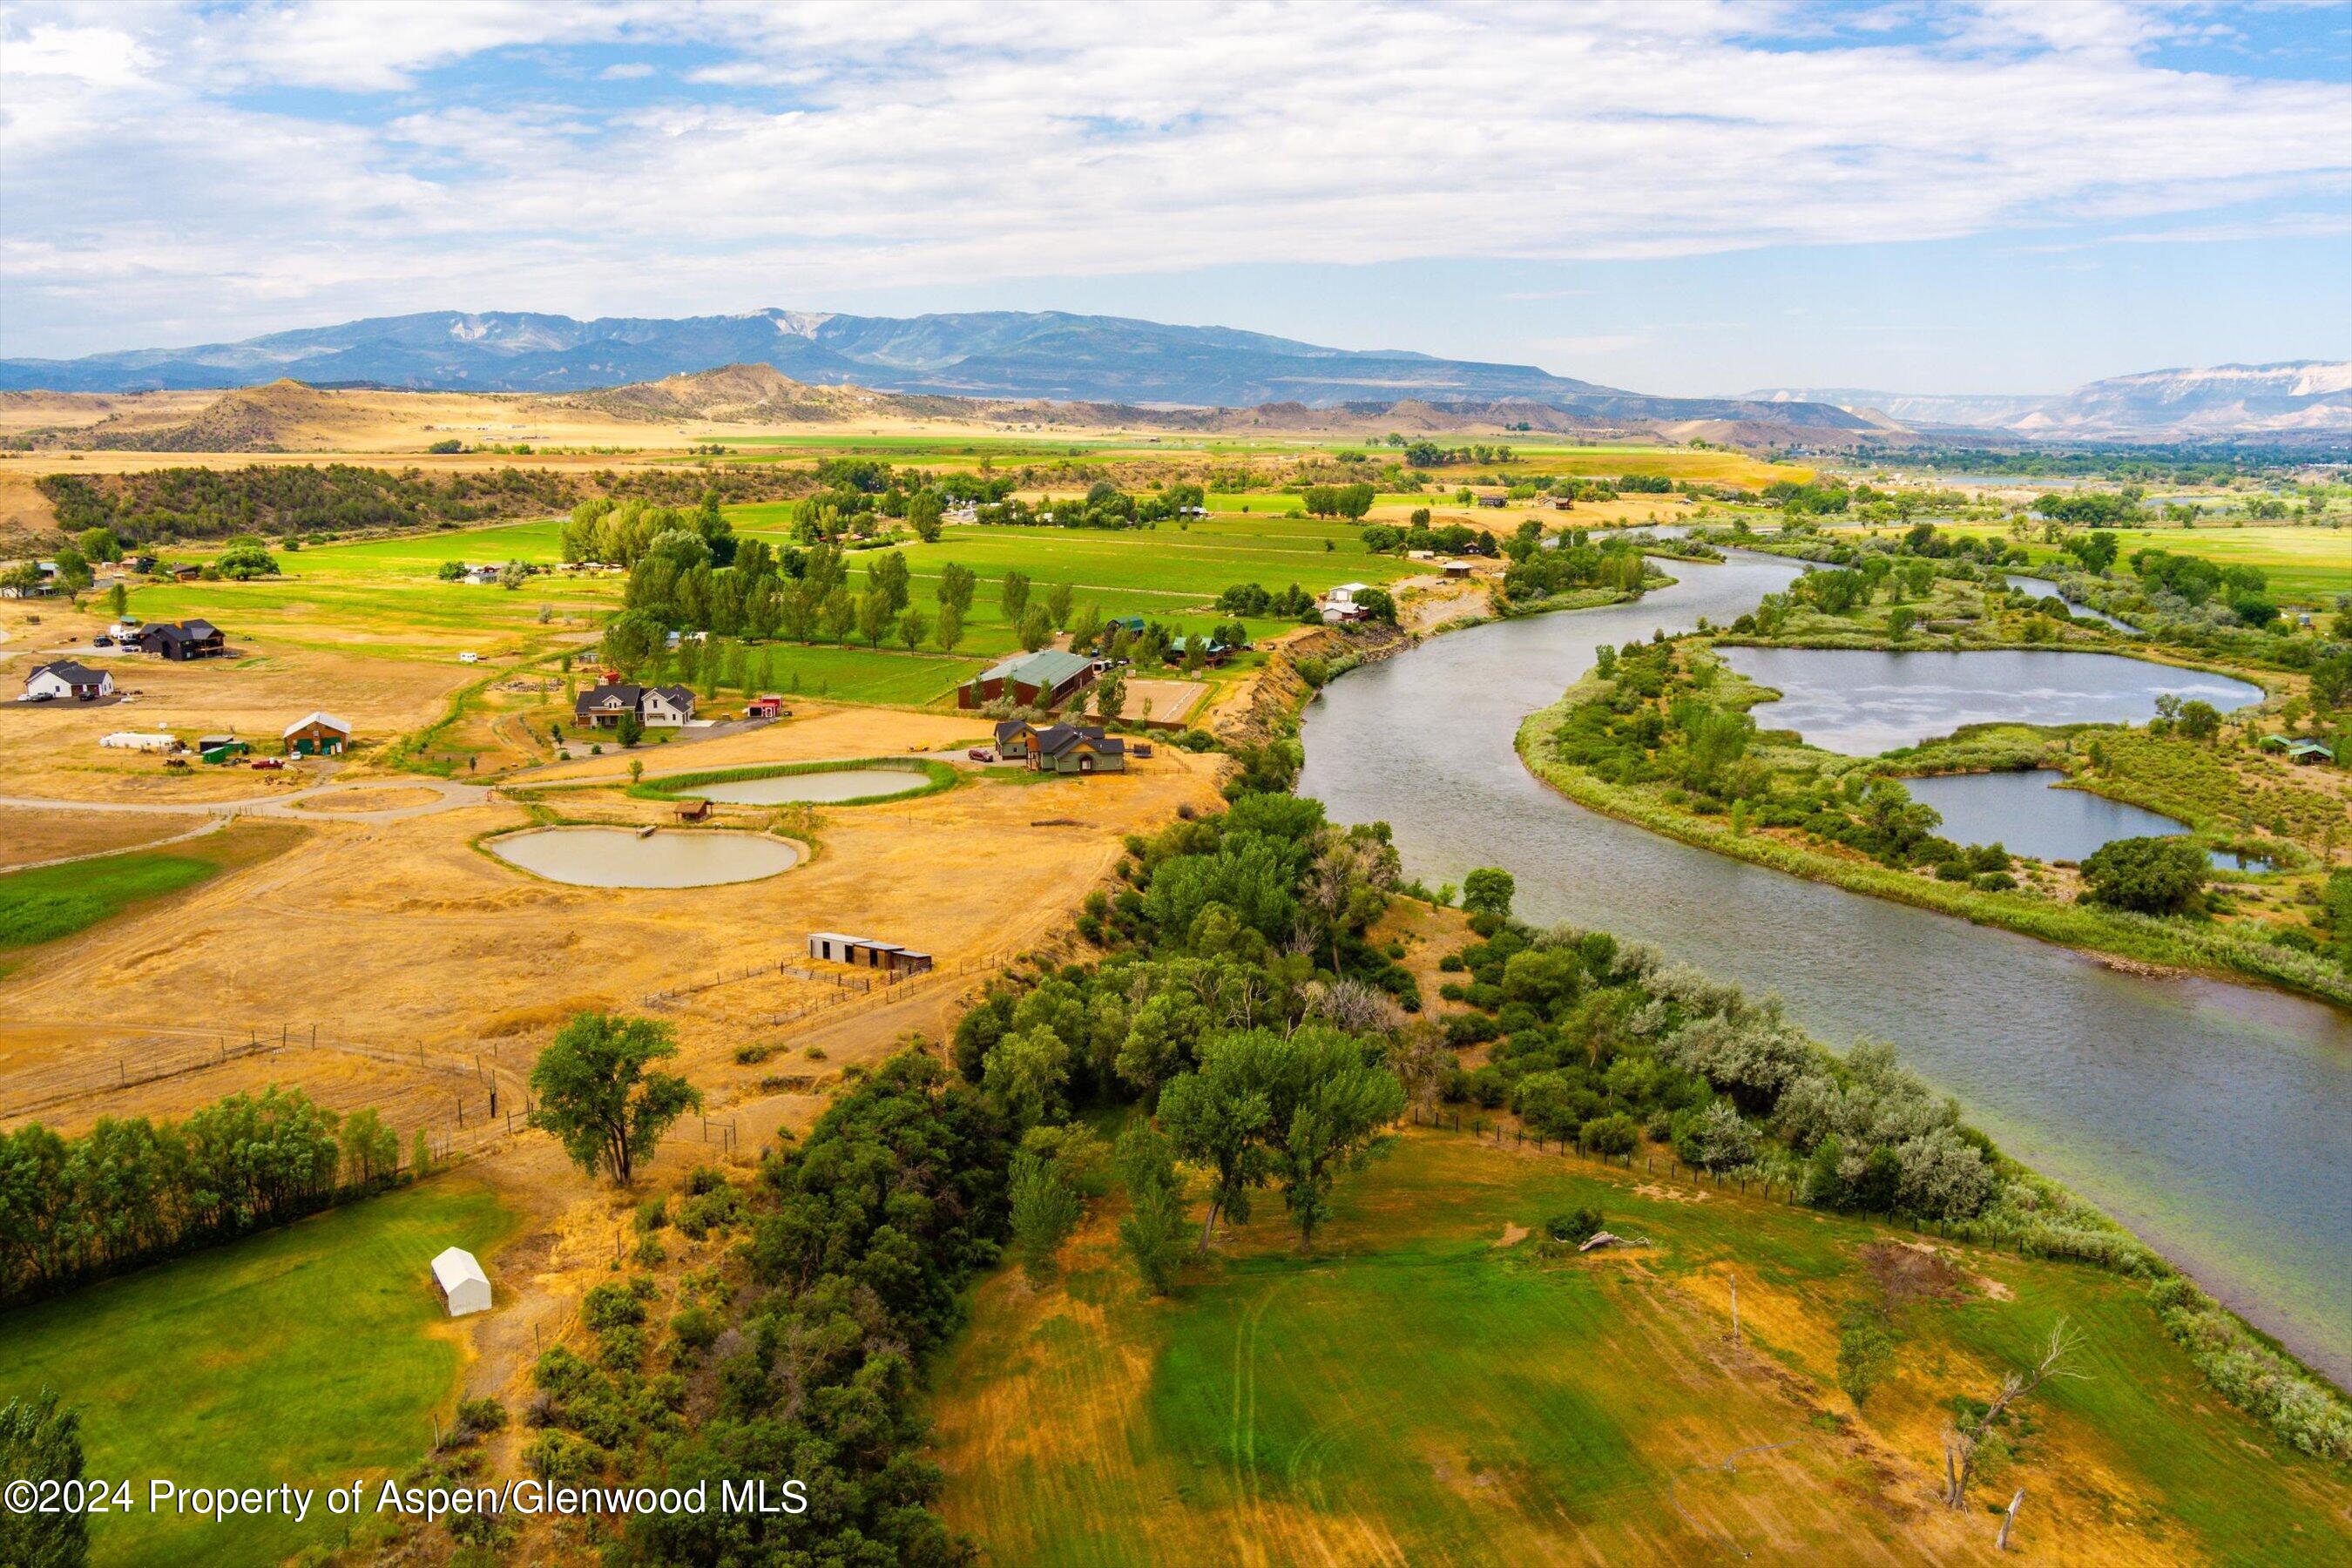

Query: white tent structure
left=430, top=1247, right=492, bottom=1316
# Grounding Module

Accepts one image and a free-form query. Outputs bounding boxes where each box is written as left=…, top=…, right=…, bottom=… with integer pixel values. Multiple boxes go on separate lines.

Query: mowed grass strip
left=0, top=850, right=220, bottom=950
left=929, top=1133, right=2351, bottom=1566
left=0, top=1175, right=518, bottom=1568
left=0, top=822, right=301, bottom=956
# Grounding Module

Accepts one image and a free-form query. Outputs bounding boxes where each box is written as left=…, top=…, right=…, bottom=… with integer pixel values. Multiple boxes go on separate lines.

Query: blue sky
left=2, top=0, right=2346, bottom=395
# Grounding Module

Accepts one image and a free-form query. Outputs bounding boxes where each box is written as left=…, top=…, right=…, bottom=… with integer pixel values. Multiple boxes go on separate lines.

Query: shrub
left=1580, top=1112, right=1639, bottom=1157
left=2079, top=835, right=2208, bottom=915
left=670, top=1305, right=720, bottom=1355
left=1544, top=1206, right=1605, bottom=1244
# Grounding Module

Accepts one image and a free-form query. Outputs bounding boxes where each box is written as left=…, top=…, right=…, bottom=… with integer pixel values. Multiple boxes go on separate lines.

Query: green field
left=1925, top=524, right=2352, bottom=606
left=724, top=513, right=1419, bottom=666
left=129, top=519, right=612, bottom=663
left=0, top=848, right=222, bottom=951
left=931, top=1134, right=2351, bottom=1565
left=0, top=1176, right=518, bottom=1567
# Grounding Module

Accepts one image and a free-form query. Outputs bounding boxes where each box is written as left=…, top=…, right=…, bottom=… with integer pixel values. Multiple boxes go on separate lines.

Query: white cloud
left=0, top=0, right=2346, bottom=353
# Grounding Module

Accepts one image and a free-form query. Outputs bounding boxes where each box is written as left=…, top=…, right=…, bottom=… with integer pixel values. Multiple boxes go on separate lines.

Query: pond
left=1720, top=646, right=2262, bottom=756
left=1298, top=548, right=2352, bottom=1385
left=2006, top=573, right=2138, bottom=632
left=682, top=768, right=931, bottom=806
left=489, top=828, right=801, bottom=888
left=1901, top=770, right=2190, bottom=862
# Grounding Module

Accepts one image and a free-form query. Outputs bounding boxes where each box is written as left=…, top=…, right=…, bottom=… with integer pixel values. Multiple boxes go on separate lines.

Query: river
left=1298, top=550, right=2352, bottom=1386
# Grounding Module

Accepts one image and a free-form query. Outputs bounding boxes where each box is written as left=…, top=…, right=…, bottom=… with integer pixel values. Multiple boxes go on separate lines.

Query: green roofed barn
left=958, top=649, right=1099, bottom=711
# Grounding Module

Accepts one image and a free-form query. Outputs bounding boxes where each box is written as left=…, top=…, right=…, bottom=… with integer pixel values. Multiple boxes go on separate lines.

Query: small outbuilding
left=430, top=1247, right=493, bottom=1316
left=282, top=712, right=351, bottom=756
left=807, top=932, right=935, bottom=975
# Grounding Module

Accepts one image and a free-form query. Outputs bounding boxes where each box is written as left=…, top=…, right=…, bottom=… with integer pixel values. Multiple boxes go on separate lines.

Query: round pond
left=682, top=768, right=930, bottom=806
left=1720, top=647, right=2261, bottom=755
left=490, top=828, right=800, bottom=888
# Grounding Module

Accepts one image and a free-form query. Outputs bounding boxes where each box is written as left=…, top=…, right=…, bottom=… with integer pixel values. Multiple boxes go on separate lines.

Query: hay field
left=931, top=1132, right=2351, bottom=1566
left=1923, top=523, right=2352, bottom=606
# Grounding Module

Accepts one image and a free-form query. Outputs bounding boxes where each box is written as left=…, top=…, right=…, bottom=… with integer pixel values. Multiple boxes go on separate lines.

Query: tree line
left=0, top=1086, right=416, bottom=1308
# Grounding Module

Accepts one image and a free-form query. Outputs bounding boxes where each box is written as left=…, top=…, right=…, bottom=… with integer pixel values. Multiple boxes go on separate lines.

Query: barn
left=958, top=649, right=1098, bottom=711
left=430, top=1247, right=493, bottom=1316
left=282, top=713, right=351, bottom=756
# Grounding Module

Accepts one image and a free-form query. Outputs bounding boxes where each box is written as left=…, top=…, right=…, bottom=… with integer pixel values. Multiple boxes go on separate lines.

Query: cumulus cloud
left=1, top=0, right=2346, bottom=353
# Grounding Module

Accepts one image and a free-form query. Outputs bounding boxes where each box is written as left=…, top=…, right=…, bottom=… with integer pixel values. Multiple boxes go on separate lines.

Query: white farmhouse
left=23, top=660, right=114, bottom=702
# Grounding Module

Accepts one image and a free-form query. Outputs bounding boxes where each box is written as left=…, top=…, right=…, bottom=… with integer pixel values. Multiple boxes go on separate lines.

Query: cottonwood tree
left=1092, top=666, right=1126, bottom=724
left=1943, top=1319, right=2084, bottom=1509
left=1156, top=1033, right=1275, bottom=1253
left=936, top=604, right=965, bottom=653
left=1462, top=866, right=1516, bottom=918
left=1271, top=1031, right=1405, bottom=1249
left=530, top=1013, right=703, bottom=1186
left=936, top=560, right=977, bottom=614
left=999, top=568, right=1032, bottom=621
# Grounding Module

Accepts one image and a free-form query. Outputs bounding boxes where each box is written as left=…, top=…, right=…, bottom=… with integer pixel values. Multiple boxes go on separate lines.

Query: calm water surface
left=1903, top=771, right=2187, bottom=862
left=2005, top=574, right=2139, bottom=632
left=1299, top=551, right=2352, bottom=1385
left=686, top=768, right=929, bottom=805
left=490, top=828, right=801, bottom=888
left=1903, top=771, right=2262, bottom=871
left=1723, top=646, right=2262, bottom=755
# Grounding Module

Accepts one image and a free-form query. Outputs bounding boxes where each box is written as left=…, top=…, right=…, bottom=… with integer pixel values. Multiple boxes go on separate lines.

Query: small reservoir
left=1721, top=647, right=2261, bottom=755
left=490, top=828, right=801, bottom=888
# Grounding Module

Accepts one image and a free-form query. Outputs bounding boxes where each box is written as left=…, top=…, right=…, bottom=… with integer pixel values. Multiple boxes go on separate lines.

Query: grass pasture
left=0, top=1175, right=518, bottom=1567
left=930, top=1133, right=2352, bottom=1566
left=0, top=849, right=221, bottom=952
left=1923, top=523, right=2352, bottom=607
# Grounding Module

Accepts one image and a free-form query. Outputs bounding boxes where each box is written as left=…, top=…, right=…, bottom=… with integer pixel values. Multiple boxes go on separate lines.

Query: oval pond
left=490, top=828, right=801, bottom=888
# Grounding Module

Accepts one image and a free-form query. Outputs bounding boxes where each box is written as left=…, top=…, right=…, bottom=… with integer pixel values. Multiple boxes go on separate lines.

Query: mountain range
left=1744, top=362, right=2352, bottom=441
left=2, top=309, right=2339, bottom=443
left=0, top=308, right=1869, bottom=431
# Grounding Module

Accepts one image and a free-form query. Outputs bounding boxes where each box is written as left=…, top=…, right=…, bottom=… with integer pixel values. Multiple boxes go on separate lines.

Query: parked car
left=251, top=757, right=286, bottom=770
left=968, top=747, right=997, bottom=761
left=92, top=634, right=113, bottom=646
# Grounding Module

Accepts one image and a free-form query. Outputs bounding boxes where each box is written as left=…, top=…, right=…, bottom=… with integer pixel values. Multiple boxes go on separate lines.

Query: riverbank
left=1514, top=680, right=2352, bottom=1010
